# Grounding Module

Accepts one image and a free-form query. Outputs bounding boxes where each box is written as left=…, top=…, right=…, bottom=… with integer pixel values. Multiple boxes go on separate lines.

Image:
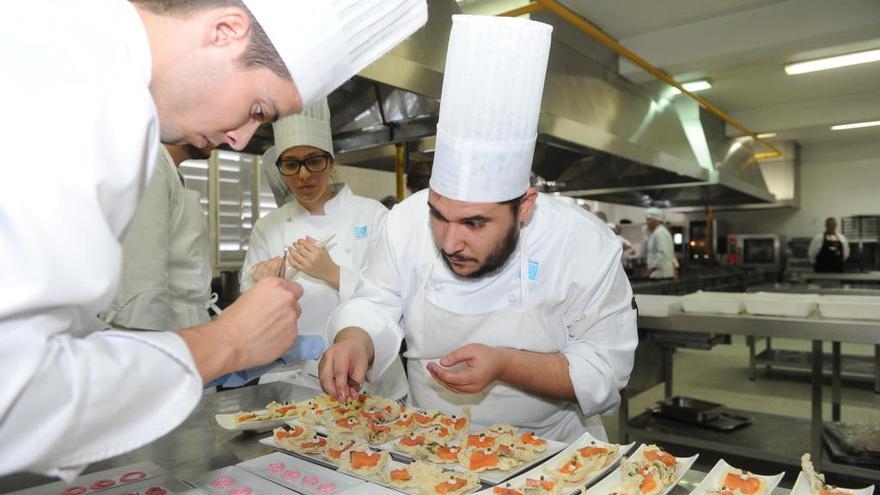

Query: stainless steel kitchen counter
left=794, top=271, right=880, bottom=282
left=639, top=312, right=880, bottom=345
left=634, top=311, right=880, bottom=481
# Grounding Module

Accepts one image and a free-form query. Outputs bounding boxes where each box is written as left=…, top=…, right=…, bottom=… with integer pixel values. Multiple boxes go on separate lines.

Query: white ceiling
left=460, top=0, right=880, bottom=149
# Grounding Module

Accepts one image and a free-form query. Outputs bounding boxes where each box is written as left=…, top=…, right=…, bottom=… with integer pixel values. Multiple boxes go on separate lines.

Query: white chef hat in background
left=242, top=0, right=428, bottom=110
left=644, top=207, right=665, bottom=221
left=273, top=98, right=334, bottom=158
left=430, top=15, right=552, bottom=203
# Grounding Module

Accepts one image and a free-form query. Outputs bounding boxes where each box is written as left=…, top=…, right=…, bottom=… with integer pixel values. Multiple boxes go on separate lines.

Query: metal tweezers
left=277, top=249, right=287, bottom=279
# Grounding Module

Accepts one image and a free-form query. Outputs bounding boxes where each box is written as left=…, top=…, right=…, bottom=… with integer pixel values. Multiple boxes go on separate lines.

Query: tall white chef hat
left=429, top=16, right=552, bottom=203
left=644, top=207, right=665, bottom=221
left=273, top=98, right=334, bottom=158
left=242, top=0, right=428, bottom=110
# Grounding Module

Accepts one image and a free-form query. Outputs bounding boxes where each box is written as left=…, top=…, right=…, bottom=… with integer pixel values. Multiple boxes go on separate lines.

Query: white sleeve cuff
left=563, top=341, right=621, bottom=416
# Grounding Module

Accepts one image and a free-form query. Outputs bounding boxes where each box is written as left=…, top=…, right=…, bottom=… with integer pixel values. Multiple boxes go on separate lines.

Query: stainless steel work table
left=1, top=382, right=790, bottom=494
left=792, top=271, right=880, bottom=284
left=633, top=312, right=880, bottom=483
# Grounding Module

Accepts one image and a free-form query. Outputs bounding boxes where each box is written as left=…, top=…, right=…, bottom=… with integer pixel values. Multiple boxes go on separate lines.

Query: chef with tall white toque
left=1, top=0, right=426, bottom=479
left=319, top=15, right=638, bottom=442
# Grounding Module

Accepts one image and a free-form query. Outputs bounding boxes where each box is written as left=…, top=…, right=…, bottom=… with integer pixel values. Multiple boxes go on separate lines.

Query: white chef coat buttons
left=345, top=247, right=352, bottom=253
left=508, top=294, right=517, bottom=303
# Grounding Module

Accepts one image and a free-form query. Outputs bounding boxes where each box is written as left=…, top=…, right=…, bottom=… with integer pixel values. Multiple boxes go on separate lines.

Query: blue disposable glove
left=206, top=335, right=325, bottom=389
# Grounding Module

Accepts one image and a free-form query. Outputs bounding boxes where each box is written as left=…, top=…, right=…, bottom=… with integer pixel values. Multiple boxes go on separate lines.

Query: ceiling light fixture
left=756, top=132, right=777, bottom=139
left=785, top=48, right=880, bottom=75
left=830, top=120, right=880, bottom=131
left=671, top=79, right=712, bottom=95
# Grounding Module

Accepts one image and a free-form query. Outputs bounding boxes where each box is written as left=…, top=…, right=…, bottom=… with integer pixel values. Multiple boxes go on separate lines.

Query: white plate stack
left=681, top=291, right=746, bottom=315
left=818, top=295, right=880, bottom=321
left=743, top=292, right=819, bottom=318
left=635, top=295, right=683, bottom=318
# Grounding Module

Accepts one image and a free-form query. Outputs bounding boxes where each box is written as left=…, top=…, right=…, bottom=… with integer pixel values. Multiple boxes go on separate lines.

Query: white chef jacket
left=240, top=184, right=408, bottom=399
left=0, top=0, right=201, bottom=479
left=808, top=232, right=850, bottom=264
left=646, top=224, right=678, bottom=279
left=101, top=147, right=213, bottom=331
left=328, top=190, right=638, bottom=440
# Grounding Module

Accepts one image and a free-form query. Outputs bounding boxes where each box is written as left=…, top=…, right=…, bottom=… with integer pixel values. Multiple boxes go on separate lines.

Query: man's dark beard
left=185, top=143, right=212, bottom=160
left=441, top=219, right=521, bottom=279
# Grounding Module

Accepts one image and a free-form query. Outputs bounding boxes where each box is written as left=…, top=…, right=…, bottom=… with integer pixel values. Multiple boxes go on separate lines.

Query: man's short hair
left=406, top=161, right=433, bottom=193
left=131, top=0, right=291, bottom=80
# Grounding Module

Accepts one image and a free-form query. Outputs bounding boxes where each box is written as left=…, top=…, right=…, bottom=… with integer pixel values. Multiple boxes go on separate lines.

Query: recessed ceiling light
left=756, top=132, right=777, bottom=139
left=671, top=79, right=712, bottom=95
left=785, top=48, right=880, bottom=75
left=830, top=120, right=880, bottom=131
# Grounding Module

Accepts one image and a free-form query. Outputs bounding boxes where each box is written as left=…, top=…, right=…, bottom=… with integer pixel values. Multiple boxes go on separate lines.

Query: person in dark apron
left=810, top=217, right=849, bottom=273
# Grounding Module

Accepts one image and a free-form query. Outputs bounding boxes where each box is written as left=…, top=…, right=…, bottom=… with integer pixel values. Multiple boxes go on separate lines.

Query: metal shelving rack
left=842, top=215, right=880, bottom=273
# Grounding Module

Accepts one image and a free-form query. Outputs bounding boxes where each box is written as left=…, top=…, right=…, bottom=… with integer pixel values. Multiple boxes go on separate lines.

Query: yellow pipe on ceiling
left=499, top=0, right=782, bottom=161
left=395, top=143, right=406, bottom=200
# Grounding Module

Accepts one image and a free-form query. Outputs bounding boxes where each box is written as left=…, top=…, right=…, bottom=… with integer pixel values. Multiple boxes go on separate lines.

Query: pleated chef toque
left=273, top=98, right=334, bottom=158
left=243, top=0, right=428, bottom=110
left=429, top=15, right=552, bottom=203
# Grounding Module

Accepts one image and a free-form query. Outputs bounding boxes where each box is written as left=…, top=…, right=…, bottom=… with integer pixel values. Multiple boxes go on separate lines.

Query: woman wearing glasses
left=240, top=99, right=407, bottom=398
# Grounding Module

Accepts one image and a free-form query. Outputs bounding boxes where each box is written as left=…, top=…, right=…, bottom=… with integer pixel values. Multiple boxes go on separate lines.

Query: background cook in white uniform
left=644, top=207, right=678, bottom=279
left=102, top=146, right=215, bottom=331
left=0, top=0, right=427, bottom=479
left=240, top=101, right=408, bottom=398
left=323, top=16, right=638, bottom=443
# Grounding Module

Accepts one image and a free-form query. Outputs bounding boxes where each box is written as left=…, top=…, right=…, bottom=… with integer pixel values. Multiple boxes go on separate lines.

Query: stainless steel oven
left=728, top=234, right=784, bottom=271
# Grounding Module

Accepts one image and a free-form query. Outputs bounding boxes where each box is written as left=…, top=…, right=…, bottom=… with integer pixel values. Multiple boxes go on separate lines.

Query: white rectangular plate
left=791, top=472, right=874, bottom=495
left=215, top=410, right=299, bottom=432
left=237, top=451, right=367, bottom=495
left=255, top=443, right=470, bottom=495
left=687, top=459, right=783, bottom=495
left=265, top=423, right=565, bottom=486
left=96, top=475, right=206, bottom=495
left=187, top=466, right=300, bottom=495
left=585, top=444, right=698, bottom=495
left=8, top=461, right=168, bottom=495
left=473, top=432, right=634, bottom=495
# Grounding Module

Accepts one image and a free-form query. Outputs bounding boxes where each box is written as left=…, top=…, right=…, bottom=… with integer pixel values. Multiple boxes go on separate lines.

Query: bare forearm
left=327, top=264, right=341, bottom=290
left=498, top=349, right=575, bottom=401
left=177, top=322, right=239, bottom=383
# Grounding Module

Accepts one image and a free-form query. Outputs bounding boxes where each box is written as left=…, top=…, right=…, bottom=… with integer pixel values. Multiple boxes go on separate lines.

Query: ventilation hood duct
left=555, top=99, right=776, bottom=208
left=528, top=10, right=773, bottom=207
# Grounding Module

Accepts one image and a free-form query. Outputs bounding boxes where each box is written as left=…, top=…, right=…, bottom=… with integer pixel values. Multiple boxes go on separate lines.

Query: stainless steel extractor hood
left=528, top=10, right=774, bottom=207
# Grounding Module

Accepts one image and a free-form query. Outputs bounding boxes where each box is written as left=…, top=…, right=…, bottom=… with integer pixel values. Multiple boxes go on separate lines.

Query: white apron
left=403, top=238, right=606, bottom=443
left=257, top=204, right=408, bottom=399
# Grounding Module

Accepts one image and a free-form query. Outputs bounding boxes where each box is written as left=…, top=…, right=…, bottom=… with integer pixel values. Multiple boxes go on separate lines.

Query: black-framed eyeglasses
left=276, top=152, right=332, bottom=176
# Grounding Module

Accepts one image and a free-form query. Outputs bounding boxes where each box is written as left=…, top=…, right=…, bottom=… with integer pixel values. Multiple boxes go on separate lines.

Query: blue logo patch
left=528, top=260, right=540, bottom=281
left=354, top=225, right=368, bottom=239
